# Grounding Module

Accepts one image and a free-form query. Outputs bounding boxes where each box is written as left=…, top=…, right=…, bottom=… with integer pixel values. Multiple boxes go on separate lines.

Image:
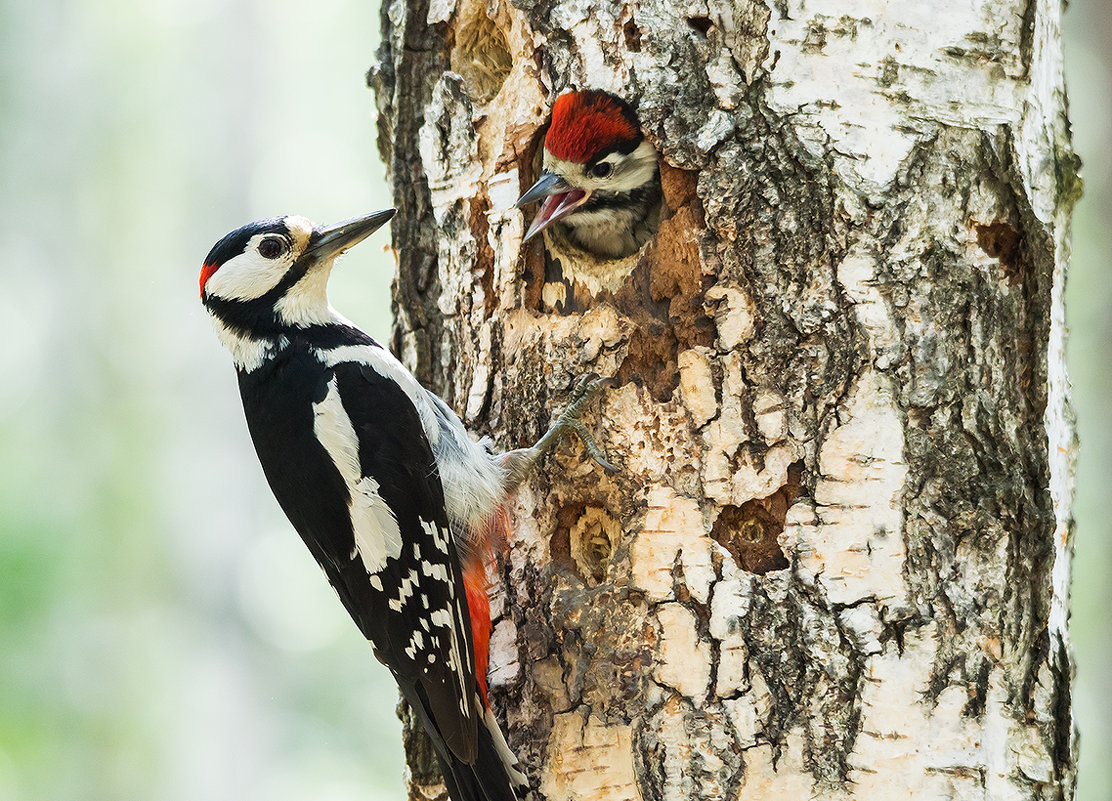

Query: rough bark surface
left=370, top=0, right=1079, bottom=798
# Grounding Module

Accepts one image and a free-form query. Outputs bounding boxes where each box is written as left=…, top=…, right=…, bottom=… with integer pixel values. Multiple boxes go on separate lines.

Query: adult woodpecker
left=516, top=89, right=661, bottom=259
left=199, top=210, right=614, bottom=801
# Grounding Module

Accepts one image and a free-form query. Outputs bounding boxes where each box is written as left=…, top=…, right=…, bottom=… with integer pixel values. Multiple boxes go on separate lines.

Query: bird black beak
left=307, top=209, right=396, bottom=262
left=515, top=171, right=592, bottom=242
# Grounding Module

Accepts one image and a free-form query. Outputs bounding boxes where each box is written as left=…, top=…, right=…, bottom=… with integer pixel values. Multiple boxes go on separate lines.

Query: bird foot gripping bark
left=503, top=374, right=618, bottom=491
left=549, top=373, right=619, bottom=472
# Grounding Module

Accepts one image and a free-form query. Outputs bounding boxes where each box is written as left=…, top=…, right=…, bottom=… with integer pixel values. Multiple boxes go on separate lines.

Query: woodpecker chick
left=199, top=211, right=615, bottom=801
left=516, top=89, right=661, bottom=259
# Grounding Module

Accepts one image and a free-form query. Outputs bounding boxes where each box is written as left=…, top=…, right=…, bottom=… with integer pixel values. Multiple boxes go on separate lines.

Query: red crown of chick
left=544, top=90, right=641, bottom=162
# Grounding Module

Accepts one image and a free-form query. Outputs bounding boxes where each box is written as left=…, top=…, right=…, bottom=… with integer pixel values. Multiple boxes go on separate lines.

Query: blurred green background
left=1063, top=3, right=1112, bottom=799
left=0, top=1, right=1107, bottom=800
left=0, top=0, right=401, bottom=799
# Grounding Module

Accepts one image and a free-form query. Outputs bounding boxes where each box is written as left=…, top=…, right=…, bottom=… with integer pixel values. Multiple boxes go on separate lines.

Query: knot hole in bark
left=570, top=506, right=620, bottom=583
left=551, top=503, right=620, bottom=584
left=449, top=7, right=512, bottom=104
left=711, top=462, right=802, bottom=574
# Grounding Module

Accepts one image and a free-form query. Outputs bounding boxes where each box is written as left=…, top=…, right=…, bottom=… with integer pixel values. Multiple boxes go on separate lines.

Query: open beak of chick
left=515, top=171, right=592, bottom=242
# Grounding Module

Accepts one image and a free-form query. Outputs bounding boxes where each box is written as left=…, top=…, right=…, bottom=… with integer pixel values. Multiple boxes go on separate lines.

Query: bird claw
left=545, top=373, right=619, bottom=473
left=568, top=419, right=619, bottom=473
left=568, top=373, right=618, bottom=408
left=501, top=374, right=619, bottom=492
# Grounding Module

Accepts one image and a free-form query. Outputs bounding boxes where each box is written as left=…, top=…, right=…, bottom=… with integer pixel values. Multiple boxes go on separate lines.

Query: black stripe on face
left=589, top=130, right=644, bottom=164
left=581, top=181, right=662, bottom=213
left=203, top=268, right=308, bottom=338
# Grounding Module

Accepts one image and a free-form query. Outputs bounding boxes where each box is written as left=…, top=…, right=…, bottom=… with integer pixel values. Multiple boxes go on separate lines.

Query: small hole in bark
left=450, top=12, right=512, bottom=104
left=687, top=16, right=713, bottom=35
left=623, top=18, right=641, bottom=51
left=550, top=501, right=585, bottom=575
left=712, top=462, right=803, bottom=574
left=569, top=507, right=621, bottom=584
left=974, top=220, right=1026, bottom=285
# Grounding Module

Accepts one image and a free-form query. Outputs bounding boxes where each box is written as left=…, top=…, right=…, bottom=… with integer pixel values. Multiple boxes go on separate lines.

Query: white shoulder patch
left=319, top=344, right=442, bottom=448
left=312, top=375, right=404, bottom=573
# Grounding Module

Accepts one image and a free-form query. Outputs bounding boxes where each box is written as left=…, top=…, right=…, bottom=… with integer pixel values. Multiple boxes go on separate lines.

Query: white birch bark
left=370, top=0, right=1080, bottom=798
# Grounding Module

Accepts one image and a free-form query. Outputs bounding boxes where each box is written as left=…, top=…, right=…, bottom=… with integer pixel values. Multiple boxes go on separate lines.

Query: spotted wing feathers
left=315, top=359, right=480, bottom=763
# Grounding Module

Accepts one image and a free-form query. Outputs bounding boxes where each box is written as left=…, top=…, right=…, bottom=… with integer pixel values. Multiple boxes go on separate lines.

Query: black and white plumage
left=516, top=90, right=661, bottom=259
left=199, top=211, right=527, bottom=801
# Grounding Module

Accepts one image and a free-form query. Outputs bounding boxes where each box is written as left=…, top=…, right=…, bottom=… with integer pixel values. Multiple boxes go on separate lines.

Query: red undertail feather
left=463, top=506, right=511, bottom=708
left=544, top=90, right=640, bottom=163
left=463, top=560, right=491, bottom=707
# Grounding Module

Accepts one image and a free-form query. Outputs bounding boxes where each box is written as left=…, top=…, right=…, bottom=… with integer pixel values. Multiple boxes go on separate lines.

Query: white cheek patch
left=598, top=140, right=657, bottom=192
left=275, top=264, right=337, bottom=327
left=615, top=140, right=659, bottom=190
left=205, top=234, right=294, bottom=301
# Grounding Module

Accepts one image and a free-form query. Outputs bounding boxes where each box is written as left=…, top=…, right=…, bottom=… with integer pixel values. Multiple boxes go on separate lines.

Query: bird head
left=199, top=210, right=395, bottom=338
left=515, top=90, right=658, bottom=250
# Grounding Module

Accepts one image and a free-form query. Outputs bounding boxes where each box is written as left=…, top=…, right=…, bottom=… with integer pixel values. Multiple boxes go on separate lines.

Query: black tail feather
left=435, top=712, right=522, bottom=801
left=401, top=680, right=523, bottom=801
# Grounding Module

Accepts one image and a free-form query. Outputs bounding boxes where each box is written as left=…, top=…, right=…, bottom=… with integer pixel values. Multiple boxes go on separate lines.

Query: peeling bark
left=370, top=0, right=1078, bottom=798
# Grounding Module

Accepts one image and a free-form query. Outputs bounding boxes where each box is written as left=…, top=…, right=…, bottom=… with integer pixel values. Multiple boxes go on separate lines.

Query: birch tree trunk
left=370, top=0, right=1080, bottom=798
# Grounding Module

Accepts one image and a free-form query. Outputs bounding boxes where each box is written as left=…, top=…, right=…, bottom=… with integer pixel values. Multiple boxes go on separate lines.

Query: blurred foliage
left=1064, top=3, right=1112, bottom=800
left=0, top=0, right=400, bottom=799
left=0, top=0, right=1108, bottom=799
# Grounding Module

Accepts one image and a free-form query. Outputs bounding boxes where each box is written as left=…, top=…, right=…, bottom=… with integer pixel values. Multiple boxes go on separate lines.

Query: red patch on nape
left=544, top=90, right=640, bottom=163
left=199, top=262, right=218, bottom=300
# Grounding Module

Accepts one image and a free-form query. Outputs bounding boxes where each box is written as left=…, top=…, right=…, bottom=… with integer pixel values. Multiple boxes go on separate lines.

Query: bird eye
left=258, top=237, right=287, bottom=259
left=590, top=161, right=615, bottom=179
